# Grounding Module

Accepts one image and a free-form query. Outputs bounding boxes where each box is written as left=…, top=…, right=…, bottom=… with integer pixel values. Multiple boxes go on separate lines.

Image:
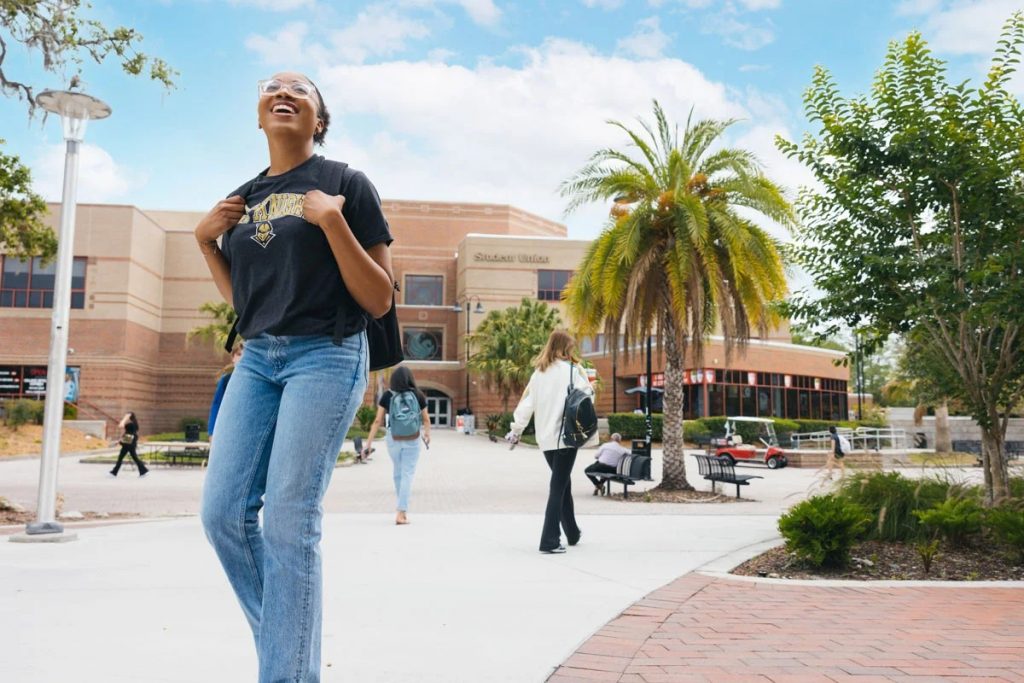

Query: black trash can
left=185, top=423, right=201, bottom=442
left=914, top=432, right=928, bottom=449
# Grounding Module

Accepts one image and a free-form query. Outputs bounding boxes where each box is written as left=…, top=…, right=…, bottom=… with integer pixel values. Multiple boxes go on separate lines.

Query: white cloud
left=582, top=0, right=625, bottom=8
left=314, top=39, right=758, bottom=238
left=244, top=21, right=311, bottom=66
left=33, top=144, right=144, bottom=203
left=908, top=0, right=1020, bottom=56
left=703, top=14, right=775, bottom=50
left=738, top=0, right=780, bottom=9
left=448, top=0, right=501, bottom=26
left=616, top=16, right=671, bottom=59
left=328, top=6, right=432, bottom=64
left=895, top=0, right=942, bottom=15
left=228, top=0, right=315, bottom=10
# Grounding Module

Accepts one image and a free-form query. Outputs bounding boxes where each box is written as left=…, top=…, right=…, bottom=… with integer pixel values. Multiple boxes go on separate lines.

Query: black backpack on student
left=223, top=159, right=404, bottom=372
left=561, top=361, right=598, bottom=448
left=319, top=160, right=403, bottom=372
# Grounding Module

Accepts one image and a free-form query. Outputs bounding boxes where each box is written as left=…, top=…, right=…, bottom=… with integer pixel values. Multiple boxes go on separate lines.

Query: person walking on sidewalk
left=363, top=366, right=431, bottom=525
left=195, top=71, right=394, bottom=683
left=826, top=425, right=849, bottom=480
left=585, top=433, right=629, bottom=495
left=507, top=330, right=594, bottom=554
left=110, top=412, right=148, bottom=478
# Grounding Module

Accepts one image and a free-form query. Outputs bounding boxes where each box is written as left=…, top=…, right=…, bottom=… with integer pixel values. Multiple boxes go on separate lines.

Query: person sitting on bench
left=585, top=433, right=630, bottom=495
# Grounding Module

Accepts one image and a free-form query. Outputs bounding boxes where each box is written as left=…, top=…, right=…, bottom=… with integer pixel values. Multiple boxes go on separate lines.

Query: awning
left=623, top=386, right=664, bottom=395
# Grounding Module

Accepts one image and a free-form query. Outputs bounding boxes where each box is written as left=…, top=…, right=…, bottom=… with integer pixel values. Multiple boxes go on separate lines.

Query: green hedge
left=607, top=413, right=663, bottom=441
left=3, top=399, right=45, bottom=428
left=605, top=414, right=876, bottom=444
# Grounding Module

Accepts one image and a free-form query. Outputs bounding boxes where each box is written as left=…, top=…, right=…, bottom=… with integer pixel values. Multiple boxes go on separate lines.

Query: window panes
left=404, top=275, right=444, bottom=306
left=1, top=256, right=86, bottom=309
left=537, top=270, right=572, bottom=301
left=402, top=327, right=443, bottom=361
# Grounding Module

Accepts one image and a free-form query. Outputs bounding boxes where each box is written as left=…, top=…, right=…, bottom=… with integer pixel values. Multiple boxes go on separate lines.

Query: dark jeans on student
left=541, top=448, right=580, bottom=551
left=585, top=461, right=617, bottom=489
left=111, top=443, right=148, bottom=476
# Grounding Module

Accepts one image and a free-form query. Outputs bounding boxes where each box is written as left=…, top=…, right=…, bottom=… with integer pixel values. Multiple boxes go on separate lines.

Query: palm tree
left=469, top=298, right=562, bottom=411
left=187, top=301, right=237, bottom=349
left=561, top=101, right=792, bottom=490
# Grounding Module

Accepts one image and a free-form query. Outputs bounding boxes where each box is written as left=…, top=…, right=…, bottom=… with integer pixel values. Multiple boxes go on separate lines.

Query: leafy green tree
left=561, top=102, right=792, bottom=490
left=468, top=298, right=562, bottom=411
left=187, top=301, right=237, bottom=350
left=0, top=0, right=176, bottom=256
left=0, top=144, right=52, bottom=258
left=882, top=332, right=962, bottom=452
left=780, top=14, right=1024, bottom=502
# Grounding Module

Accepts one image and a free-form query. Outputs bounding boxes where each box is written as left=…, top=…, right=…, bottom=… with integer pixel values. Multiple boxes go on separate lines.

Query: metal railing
left=790, top=427, right=907, bottom=451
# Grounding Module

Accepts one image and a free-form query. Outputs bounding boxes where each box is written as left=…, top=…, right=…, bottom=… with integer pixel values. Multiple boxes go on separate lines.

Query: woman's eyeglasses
left=258, top=79, right=315, bottom=99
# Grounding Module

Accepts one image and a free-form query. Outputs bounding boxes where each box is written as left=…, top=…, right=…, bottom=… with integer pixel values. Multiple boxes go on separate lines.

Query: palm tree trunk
left=934, top=400, right=951, bottom=454
left=658, top=313, right=692, bottom=490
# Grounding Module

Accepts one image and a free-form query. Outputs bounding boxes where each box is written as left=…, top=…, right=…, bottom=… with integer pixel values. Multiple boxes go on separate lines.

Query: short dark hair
left=307, top=77, right=330, bottom=146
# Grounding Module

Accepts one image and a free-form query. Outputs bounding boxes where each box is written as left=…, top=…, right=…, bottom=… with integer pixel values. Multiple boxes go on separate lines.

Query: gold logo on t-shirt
left=250, top=221, right=276, bottom=248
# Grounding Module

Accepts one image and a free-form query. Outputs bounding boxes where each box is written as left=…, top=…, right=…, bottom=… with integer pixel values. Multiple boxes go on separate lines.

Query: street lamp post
left=14, top=89, right=110, bottom=543
left=452, top=297, right=484, bottom=414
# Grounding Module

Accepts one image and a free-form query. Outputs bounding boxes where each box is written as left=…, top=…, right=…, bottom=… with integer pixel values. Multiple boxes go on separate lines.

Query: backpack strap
left=222, top=176, right=261, bottom=353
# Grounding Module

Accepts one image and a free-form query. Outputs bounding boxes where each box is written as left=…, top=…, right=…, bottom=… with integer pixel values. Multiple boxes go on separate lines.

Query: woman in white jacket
left=507, top=330, right=594, bottom=554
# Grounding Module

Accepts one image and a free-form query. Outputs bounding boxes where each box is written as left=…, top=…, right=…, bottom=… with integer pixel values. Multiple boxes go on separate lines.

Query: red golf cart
left=708, top=416, right=789, bottom=469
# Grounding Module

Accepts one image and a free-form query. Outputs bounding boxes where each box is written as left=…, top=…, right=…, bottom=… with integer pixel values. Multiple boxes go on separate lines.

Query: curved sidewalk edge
left=548, top=552, right=1024, bottom=682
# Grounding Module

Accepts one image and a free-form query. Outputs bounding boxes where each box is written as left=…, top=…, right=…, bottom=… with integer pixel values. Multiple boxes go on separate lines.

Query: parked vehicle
left=708, top=416, right=789, bottom=469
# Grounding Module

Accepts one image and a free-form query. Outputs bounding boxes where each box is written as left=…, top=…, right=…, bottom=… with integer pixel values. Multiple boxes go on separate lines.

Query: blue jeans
left=386, top=434, right=422, bottom=511
left=200, top=332, right=367, bottom=683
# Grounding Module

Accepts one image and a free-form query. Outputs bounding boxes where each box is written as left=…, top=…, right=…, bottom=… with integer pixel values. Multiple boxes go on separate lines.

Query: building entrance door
left=424, top=390, right=451, bottom=427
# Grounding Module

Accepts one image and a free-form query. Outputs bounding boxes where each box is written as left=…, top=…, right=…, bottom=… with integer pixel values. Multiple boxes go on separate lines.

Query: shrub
left=986, top=502, right=1024, bottom=564
left=356, top=404, right=377, bottom=432
left=486, top=412, right=534, bottom=437
left=683, top=421, right=710, bottom=443
left=63, top=403, right=78, bottom=420
left=838, top=471, right=953, bottom=542
left=778, top=494, right=871, bottom=568
left=1009, top=477, right=1024, bottom=499
left=178, top=416, right=207, bottom=432
left=914, top=497, right=984, bottom=548
left=4, top=399, right=45, bottom=428
left=607, top=413, right=662, bottom=440
left=916, top=539, right=941, bottom=575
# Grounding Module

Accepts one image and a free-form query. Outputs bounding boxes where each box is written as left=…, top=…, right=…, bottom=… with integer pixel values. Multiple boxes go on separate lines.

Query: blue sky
left=2, top=0, right=1020, bottom=239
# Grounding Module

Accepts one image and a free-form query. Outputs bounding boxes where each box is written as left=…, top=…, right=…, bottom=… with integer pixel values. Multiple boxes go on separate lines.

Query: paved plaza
left=1, top=431, right=1019, bottom=682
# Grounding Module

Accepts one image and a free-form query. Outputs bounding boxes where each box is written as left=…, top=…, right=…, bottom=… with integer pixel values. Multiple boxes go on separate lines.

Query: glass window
left=708, top=384, right=724, bottom=416
left=799, top=390, right=810, bottom=418
left=537, top=270, right=572, bottom=301
left=404, top=275, right=443, bottom=306
left=772, top=388, right=784, bottom=418
left=757, top=387, right=771, bottom=416
left=402, top=327, right=443, bottom=361
left=1, top=256, right=86, bottom=309
left=725, top=385, right=741, bottom=415
left=786, top=388, right=798, bottom=419
left=812, top=391, right=822, bottom=419
left=742, top=386, right=756, bottom=416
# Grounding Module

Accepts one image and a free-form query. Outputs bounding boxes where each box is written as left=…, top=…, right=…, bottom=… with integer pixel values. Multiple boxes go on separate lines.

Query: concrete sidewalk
left=1, top=512, right=777, bottom=682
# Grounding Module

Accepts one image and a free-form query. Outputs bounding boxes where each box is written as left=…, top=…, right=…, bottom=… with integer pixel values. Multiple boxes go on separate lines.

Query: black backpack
left=223, top=159, right=403, bottom=372
left=560, top=361, right=598, bottom=448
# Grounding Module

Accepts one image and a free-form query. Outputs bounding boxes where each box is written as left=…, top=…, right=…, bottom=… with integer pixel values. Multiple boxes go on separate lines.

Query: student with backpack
left=363, top=366, right=431, bottom=525
left=506, top=330, right=596, bottom=554
left=827, top=425, right=851, bottom=480
left=194, top=71, right=395, bottom=682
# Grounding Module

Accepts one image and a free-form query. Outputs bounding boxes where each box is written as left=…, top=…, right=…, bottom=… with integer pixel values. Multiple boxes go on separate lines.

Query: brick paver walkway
left=549, top=573, right=1024, bottom=683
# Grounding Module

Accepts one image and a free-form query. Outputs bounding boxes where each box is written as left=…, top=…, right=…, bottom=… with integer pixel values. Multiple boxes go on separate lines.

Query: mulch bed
left=603, top=487, right=751, bottom=503
left=733, top=539, right=1024, bottom=581
left=0, top=510, right=140, bottom=526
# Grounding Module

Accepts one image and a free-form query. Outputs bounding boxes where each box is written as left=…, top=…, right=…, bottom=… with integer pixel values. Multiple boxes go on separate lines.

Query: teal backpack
left=389, top=391, right=421, bottom=439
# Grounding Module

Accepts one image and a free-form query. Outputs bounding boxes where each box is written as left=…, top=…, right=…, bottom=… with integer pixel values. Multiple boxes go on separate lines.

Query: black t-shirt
left=379, top=391, right=428, bottom=412
left=221, top=155, right=392, bottom=339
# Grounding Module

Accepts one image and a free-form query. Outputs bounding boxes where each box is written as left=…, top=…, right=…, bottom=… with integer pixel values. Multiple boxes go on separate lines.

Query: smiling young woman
left=194, top=72, right=394, bottom=682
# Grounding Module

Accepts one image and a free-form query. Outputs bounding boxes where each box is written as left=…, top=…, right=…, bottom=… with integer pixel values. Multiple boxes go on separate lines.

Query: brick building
left=0, top=199, right=848, bottom=434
